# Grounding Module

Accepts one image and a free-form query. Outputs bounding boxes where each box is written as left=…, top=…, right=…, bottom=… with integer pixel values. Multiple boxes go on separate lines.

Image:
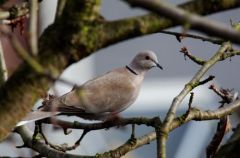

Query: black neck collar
left=126, top=65, right=138, bottom=75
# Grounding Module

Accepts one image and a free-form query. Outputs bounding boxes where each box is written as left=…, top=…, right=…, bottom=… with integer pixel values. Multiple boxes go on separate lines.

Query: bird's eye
left=145, top=56, right=150, bottom=60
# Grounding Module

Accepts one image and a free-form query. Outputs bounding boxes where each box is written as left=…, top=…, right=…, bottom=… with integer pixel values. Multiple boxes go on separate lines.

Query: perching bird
left=17, top=50, right=163, bottom=126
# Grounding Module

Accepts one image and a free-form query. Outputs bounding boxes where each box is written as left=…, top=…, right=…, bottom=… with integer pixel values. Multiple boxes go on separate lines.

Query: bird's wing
left=74, top=68, right=138, bottom=113
left=45, top=67, right=139, bottom=115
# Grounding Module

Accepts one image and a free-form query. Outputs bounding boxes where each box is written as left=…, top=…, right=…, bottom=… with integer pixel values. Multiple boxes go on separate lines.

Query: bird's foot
left=128, top=134, right=137, bottom=145
left=128, top=124, right=137, bottom=145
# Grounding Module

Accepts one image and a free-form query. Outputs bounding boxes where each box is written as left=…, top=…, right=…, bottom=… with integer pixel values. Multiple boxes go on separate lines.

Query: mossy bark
left=0, top=0, right=240, bottom=141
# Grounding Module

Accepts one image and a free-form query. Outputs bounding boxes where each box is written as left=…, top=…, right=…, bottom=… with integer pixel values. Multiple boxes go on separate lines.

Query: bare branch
left=171, top=99, right=240, bottom=130
left=29, top=0, right=39, bottom=55
left=159, top=42, right=232, bottom=157
left=220, top=50, right=240, bottom=61
left=180, top=47, right=206, bottom=65
left=100, top=131, right=157, bottom=158
left=15, top=126, right=94, bottom=158
left=188, top=92, right=194, bottom=109
left=15, top=100, right=240, bottom=157
left=159, top=30, right=224, bottom=45
left=153, top=118, right=163, bottom=158
left=1, top=0, right=240, bottom=141
left=165, top=42, right=231, bottom=126
left=124, top=0, right=240, bottom=44
left=0, top=40, right=8, bottom=84
left=15, top=118, right=159, bottom=158
left=55, top=0, right=67, bottom=20
left=209, top=84, right=238, bottom=103
left=41, top=117, right=158, bottom=130
left=18, top=116, right=158, bottom=152
left=198, top=75, right=215, bottom=86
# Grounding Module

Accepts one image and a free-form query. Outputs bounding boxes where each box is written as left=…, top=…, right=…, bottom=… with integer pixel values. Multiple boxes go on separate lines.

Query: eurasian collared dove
left=17, top=50, right=162, bottom=126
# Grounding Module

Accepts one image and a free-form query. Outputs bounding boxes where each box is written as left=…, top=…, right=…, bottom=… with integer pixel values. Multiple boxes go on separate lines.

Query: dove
left=17, top=50, right=163, bottom=126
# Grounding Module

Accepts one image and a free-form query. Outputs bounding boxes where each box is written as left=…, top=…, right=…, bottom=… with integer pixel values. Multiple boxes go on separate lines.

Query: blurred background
left=0, top=0, right=240, bottom=157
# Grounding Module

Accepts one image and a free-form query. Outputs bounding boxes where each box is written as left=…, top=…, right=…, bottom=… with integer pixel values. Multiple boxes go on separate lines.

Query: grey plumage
left=16, top=50, right=162, bottom=126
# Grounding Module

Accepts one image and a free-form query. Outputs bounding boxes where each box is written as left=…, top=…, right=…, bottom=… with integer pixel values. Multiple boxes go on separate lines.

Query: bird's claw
left=128, top=134, right=137, bottom=145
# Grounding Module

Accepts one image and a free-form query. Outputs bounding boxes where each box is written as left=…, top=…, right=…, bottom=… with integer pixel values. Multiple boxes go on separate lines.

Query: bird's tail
left=16, top=94, right=60, bottom=127
left=16, top=111, right=60, bottom=127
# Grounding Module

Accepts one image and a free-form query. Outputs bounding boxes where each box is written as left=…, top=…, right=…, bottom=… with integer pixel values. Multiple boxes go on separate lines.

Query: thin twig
left=131, top=124, right=135, bottom=139
left=0, top=40, right=8, bottom=84
left=160, top=42, right=232, bottom=157
left=159, top=30, right=224, bottom=45
left=180, top=47, right=206, bottom=65
left=188, top=92, right=194, bottom=109
left=166, top=42, right=231, bottom=126
left=220, top=50, right=240, bottom=61
left=29, top=0, right=39, bottom=55
left=198, top=75, right=215, bottom=86
left=55, top=0, right=67, bottom=21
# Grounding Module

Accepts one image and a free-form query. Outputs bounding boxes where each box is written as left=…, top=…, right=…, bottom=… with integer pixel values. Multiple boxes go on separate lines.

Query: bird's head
left=130, top=50, right=163, bottom=73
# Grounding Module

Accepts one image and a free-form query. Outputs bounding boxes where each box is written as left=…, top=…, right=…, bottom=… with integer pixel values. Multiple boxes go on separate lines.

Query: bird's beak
left=152, top=60, right=163, bottom=70
left=156, top=62, right=163, bottom=70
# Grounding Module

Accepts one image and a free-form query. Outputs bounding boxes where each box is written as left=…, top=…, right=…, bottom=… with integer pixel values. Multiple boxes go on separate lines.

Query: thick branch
left=0, top=0, right=239, bottom=141
left=16, top=125, right=157, bottom=158
left=16, top=99, right=240, bottom=157
left=42, top=117, right=157, bottom=130
left=124, top=0, right=240, bottom=44
left=100, top=131, right=156, bottom=158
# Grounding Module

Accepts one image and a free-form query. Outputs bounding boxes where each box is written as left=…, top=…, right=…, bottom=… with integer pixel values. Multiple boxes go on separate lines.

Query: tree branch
left=159, top=30, right=224, bottom=45
left=180, top=47, right=206, bottom=65
left=0, top=40, right=8, bottom=84
left=158, top=42, right=232, bottom=157
left=15, top=126, right=94, bottom=158
left=42, top=117, right=157, bottom=131
left=29, top=0, right=39, bottom=55
left=124, top=0, right=240, bottom=44
left=171, top=99, right=240, bottom=130
left=0, top=0, right=240, bottom=141
left=100, top=131, right=156, bottom=158
left=54, top=0, right=67, bottom=21
left=15, top=100, right=240, bottom=158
